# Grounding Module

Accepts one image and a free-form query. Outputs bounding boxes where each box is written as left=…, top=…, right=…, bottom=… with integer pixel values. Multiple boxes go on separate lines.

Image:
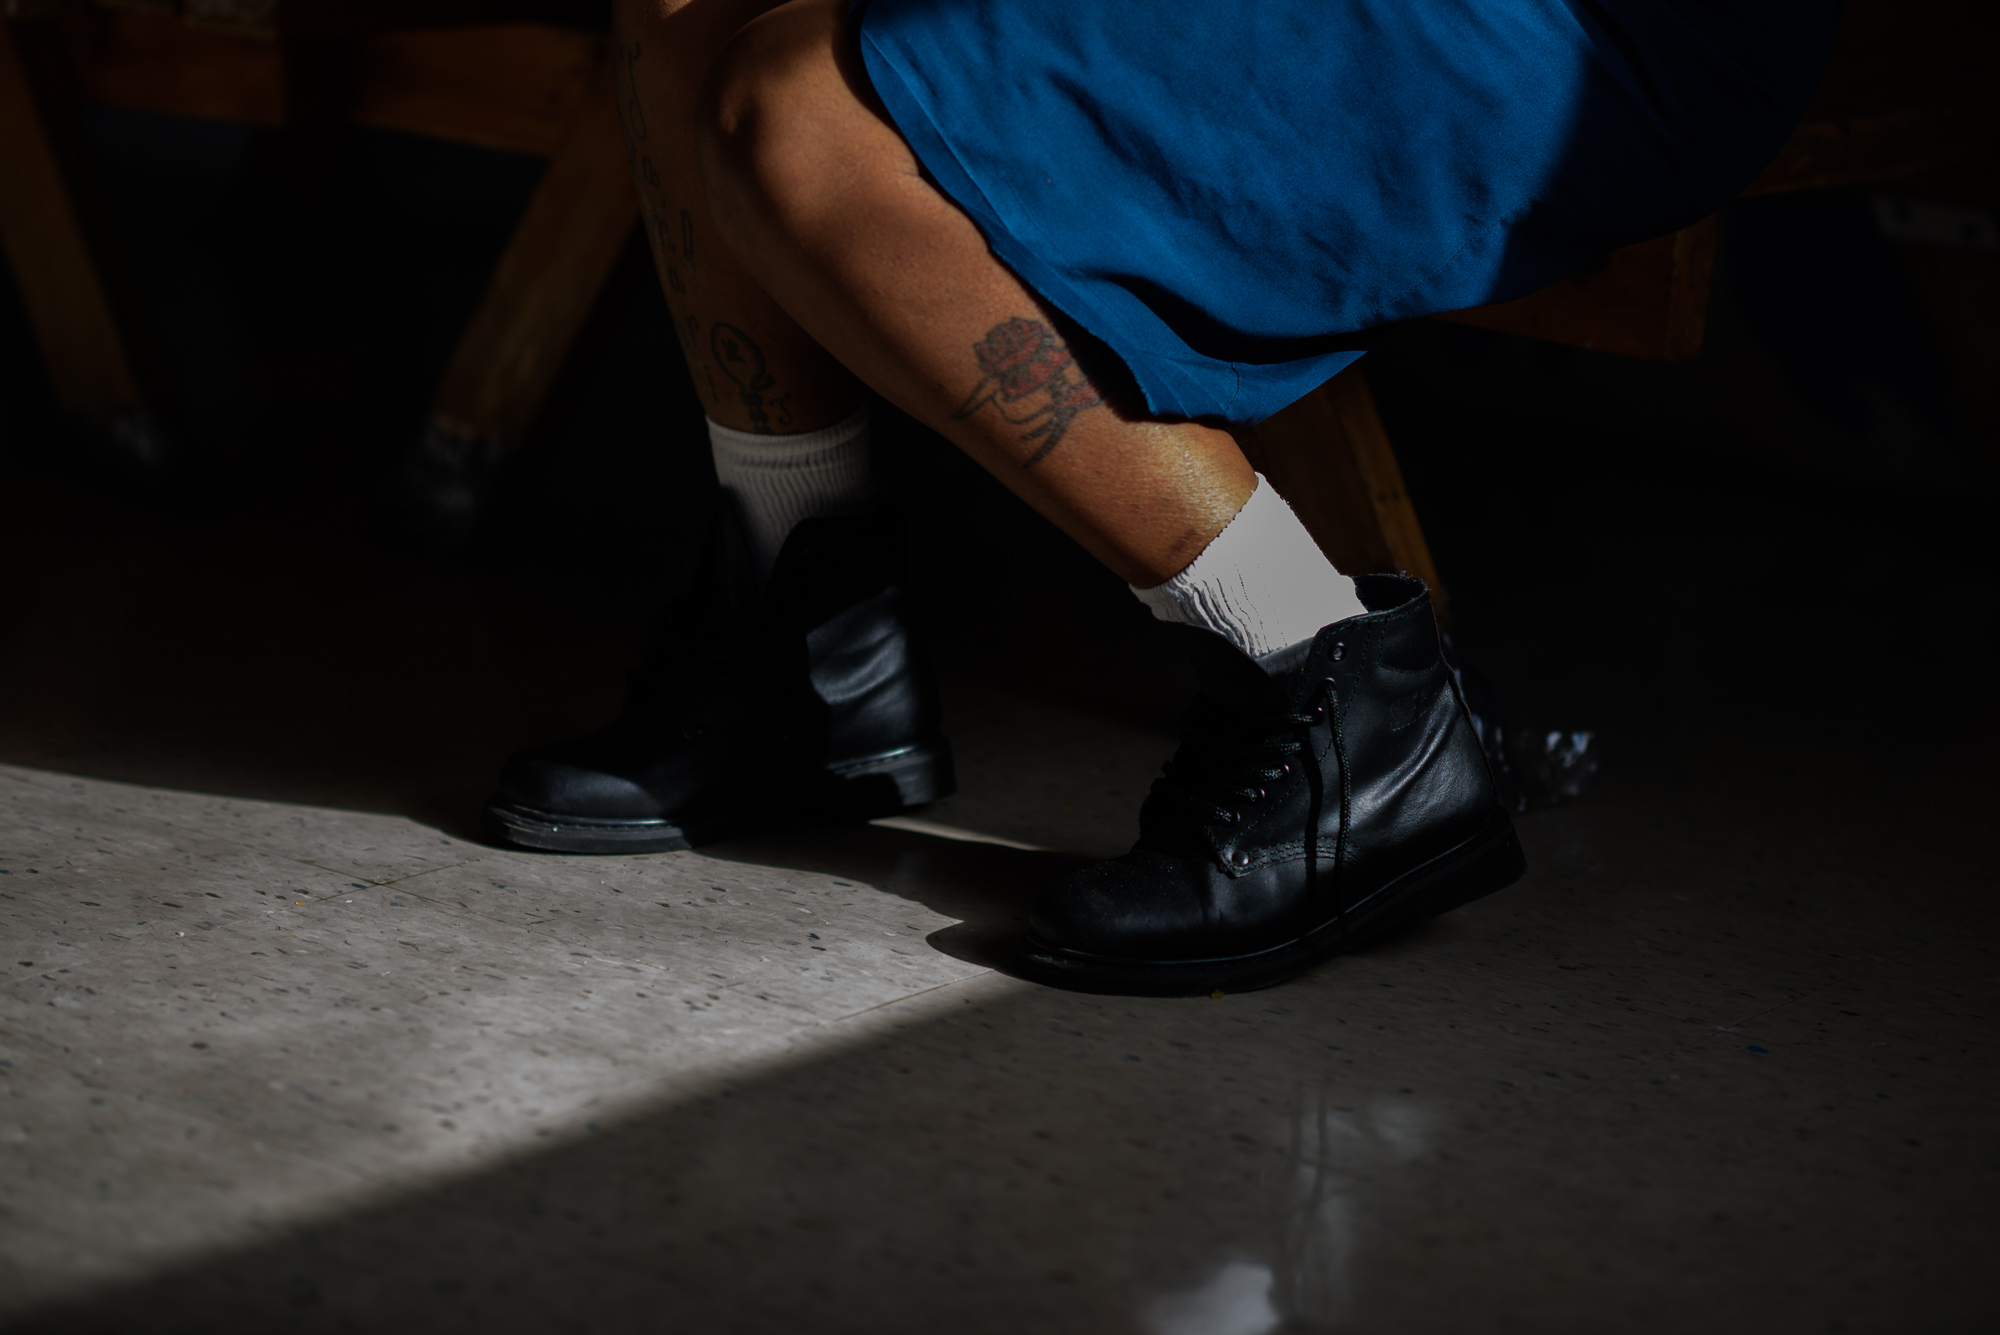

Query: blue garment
left=854, top=0, right=1838, bottom=424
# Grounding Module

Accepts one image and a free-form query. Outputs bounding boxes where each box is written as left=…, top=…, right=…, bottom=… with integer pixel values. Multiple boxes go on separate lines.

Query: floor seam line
left=821, top=970, right=999, bottom=1026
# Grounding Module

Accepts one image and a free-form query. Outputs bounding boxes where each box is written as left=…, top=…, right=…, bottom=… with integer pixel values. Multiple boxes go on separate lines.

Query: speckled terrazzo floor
left=2, top=685, right=1993, bottom=1335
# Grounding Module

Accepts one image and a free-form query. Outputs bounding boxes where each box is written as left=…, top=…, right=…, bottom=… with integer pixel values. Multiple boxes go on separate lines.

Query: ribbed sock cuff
left=708, top=407, right=872, bottom=581
left=1130, top=474, right=1365, bottom=662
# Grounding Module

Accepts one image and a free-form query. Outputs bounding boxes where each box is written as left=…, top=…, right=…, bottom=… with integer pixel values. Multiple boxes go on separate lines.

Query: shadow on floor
left=705, top=823, right=1092, bottom=974
left=5, top=777, right=1990, bottom=1335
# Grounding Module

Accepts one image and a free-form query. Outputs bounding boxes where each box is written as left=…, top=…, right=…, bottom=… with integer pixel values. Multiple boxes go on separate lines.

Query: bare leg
left=613, top=0, right=861, bottom=434
left=692, top=0, right=1254, bottom=587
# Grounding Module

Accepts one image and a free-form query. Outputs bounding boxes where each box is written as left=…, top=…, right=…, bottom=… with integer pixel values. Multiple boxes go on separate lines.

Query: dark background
left=1, top=104, right=1995, bottom=831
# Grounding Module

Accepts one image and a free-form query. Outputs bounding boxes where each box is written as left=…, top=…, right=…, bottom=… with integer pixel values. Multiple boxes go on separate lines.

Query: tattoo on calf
left=646, top=205, right=674, bottom=289
left=617, top=39, right=646, bottom=142
left=711, top=322, right=793, bottom=432
left=951, top=317, right=1104, bottom=467
left=650, top=203, right=692, bottom=294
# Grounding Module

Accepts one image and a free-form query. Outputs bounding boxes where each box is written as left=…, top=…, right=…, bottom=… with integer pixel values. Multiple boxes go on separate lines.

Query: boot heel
left=822, top=739, right=957, bottom=817
left=1336, top=811, right=1525, bottom=950
left=1419, top=817, right=1527, bottom=920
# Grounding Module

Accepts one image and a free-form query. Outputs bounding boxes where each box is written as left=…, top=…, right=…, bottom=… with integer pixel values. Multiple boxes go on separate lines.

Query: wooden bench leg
left=0, top=16, right=164, bottom=460
left=1239, top=362, right=1449, bottom=625
left=422, top=55, right=639, bottom=463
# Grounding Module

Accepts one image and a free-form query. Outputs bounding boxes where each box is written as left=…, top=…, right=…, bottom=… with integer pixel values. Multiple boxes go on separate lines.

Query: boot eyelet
left=1249, top=788, right=1265, bottom=804
left=1330, top=642, right=1346, bottom=662
left=1232, top=851, right=1251, bottom=869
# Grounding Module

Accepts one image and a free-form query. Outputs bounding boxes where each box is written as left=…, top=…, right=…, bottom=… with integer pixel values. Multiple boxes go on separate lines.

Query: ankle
left=1130, top=474, right=1366, bottom=661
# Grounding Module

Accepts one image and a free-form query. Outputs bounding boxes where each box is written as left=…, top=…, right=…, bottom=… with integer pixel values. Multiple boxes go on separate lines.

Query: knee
left=696, top=3, right=844, bottom=246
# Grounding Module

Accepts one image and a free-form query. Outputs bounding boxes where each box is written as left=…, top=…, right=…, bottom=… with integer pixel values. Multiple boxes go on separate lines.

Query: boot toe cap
left=491, top=749, right=665, bottom=822
left=1029, top=851, right=1211, bottom=958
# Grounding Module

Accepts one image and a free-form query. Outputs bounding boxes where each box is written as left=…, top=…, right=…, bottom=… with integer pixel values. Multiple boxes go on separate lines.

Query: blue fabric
left=854, top=0, right=1838, bottom=424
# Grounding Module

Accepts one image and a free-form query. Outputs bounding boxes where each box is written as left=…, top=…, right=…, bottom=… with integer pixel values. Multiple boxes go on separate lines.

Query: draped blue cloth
left=854, top=0, right=1838, bottom=423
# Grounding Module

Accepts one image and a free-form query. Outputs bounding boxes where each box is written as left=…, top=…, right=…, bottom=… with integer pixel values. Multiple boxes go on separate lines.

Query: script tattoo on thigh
left=711, top=322, right=792, bottom=432
left=951, top=317, right=1104, bottom=467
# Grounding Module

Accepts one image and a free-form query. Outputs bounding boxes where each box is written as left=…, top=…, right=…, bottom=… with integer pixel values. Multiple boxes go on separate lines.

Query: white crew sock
left=708, top=407, right=873, bottom=584
left=1130, top=473, right=1367, bottom=669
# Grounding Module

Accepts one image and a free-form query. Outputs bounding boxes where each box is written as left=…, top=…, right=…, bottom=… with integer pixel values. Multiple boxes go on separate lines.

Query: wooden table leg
left=422, top=53, right=638, bottom=464
left=1240, top=363, right=1449, bottom=625
left=0, top=16, right=164, bottom=461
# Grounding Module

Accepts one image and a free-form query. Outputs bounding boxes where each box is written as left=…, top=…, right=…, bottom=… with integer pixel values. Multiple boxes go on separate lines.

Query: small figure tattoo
left=711, top=322, right=791, bottom=432
left=951, top=317, right=1104, bottom=467
left=618, top=39, right=646, bottom=141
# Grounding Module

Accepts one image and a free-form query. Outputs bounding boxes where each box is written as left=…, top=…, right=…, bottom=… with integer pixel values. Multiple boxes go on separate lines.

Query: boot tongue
left=1135, top=627, right=1298, bottom=858
left=1254, top=638, right=1315, bottom=678
left=1172, top=626, right=1292, bottom=715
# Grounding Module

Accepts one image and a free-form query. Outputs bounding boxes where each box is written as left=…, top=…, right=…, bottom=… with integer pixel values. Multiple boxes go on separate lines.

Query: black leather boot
left=483, top=505, right=954, bottom=853
left=1021, top=574, right=1524, bottom=996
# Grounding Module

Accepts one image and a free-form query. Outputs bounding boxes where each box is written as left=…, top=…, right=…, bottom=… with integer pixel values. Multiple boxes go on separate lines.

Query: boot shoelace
left=1149, top=693, right=1329, bottom=830
left=1150, top=679, right=1354, bottom=939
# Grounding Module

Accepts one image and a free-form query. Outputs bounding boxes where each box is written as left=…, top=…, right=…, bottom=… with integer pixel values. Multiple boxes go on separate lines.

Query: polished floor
left=2, top=674, right=1994, bottom=1332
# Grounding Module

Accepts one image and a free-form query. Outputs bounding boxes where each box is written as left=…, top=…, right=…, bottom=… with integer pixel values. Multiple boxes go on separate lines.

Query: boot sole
left=818, top=741, right=958, bottom=816
left=1017, top=808, right=1526, bottom=997
left=481, top=738, right=957, bottom=855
